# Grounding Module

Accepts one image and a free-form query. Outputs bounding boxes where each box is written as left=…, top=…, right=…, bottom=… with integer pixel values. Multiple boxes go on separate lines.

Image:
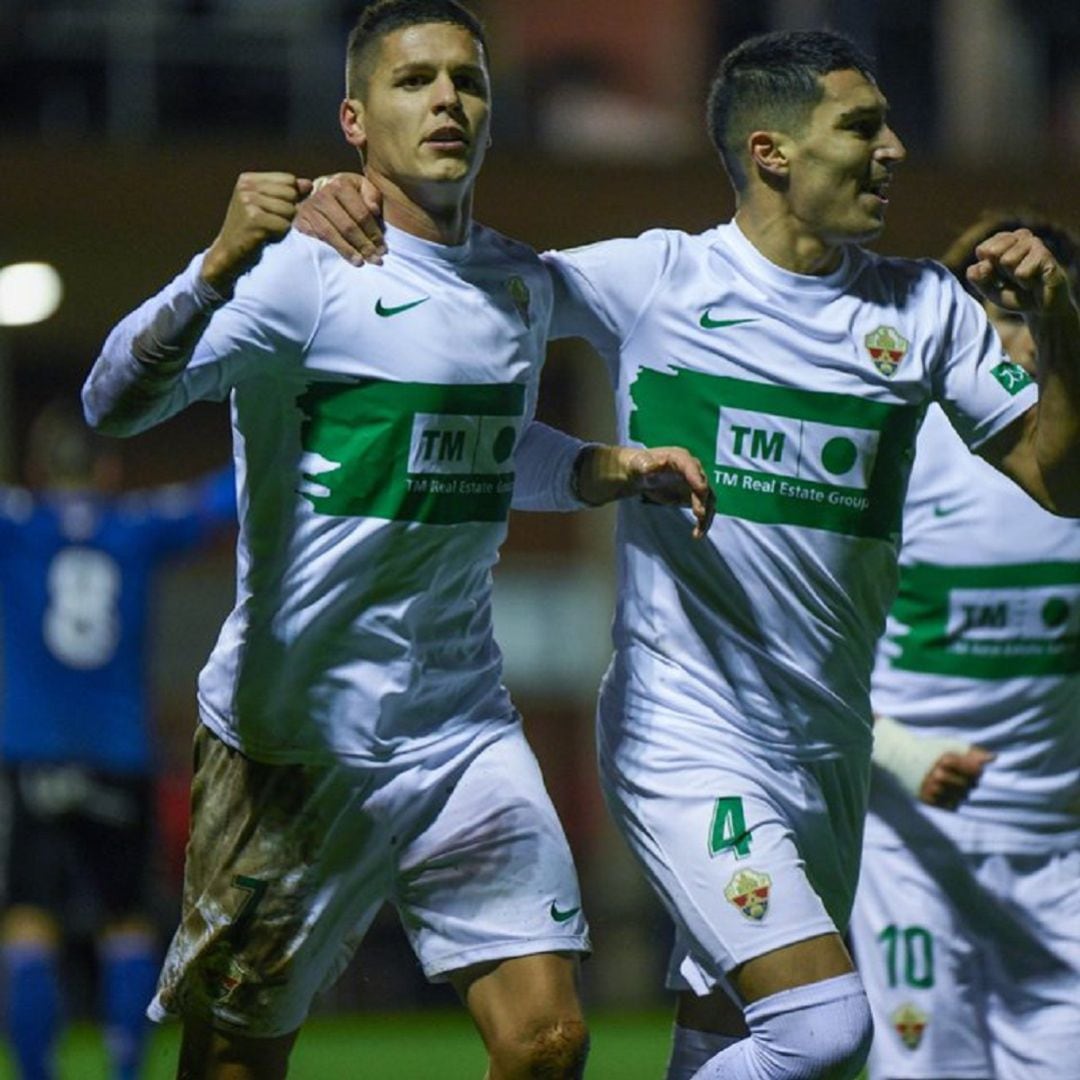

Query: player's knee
left=489, top=1016, right=589, bottom=1079
left=798, top=994, right=872, bottom=1079
left=746, top=972, right=873, bottom=1079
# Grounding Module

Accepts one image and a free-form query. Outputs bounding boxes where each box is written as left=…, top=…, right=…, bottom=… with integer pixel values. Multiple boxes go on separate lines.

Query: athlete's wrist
left=871, top=715, right=970, bottom=798
left=198, top=245, right=243, bottom=299
left=570, top=445, right=617, bottom=507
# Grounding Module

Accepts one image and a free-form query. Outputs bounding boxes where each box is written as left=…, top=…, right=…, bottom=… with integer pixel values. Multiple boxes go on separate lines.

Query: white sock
left=666, top=1023, right=745, bottom=1079
left=689, top=972, right=872, bottom=1079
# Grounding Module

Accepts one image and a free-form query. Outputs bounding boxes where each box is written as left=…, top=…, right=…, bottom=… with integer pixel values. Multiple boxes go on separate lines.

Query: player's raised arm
left=972, top=229, right=1080, bottom=515
left=83, top=172, right=312, bottom=436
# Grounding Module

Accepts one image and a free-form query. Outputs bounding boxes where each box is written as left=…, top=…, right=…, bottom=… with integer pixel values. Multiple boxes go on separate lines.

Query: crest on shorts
left=507, top=275, right=531, bottom=328
left=209, top=956, right=250, bottom=1005
left=890, top=1002, right=928, bottom=1050
left=864, top=326, right=909, bottom=377
left=724, top=868, right=771, bottom=920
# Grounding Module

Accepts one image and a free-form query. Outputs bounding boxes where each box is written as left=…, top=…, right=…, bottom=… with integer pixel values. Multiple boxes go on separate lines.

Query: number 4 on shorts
left=709, top=796, right=751, bottom=859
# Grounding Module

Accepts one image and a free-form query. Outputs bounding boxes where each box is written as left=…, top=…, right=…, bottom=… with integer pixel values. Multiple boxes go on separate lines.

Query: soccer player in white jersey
left=849, top=213, right=1080, bottom=1080
left=294, top=27, right=1080, bottom=1080
left=80, top=2, right=712, bottom=1077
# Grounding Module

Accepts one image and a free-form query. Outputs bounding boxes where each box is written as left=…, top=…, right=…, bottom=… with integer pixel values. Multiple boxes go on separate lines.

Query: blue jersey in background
left=0, top=469, right=235, bottom=774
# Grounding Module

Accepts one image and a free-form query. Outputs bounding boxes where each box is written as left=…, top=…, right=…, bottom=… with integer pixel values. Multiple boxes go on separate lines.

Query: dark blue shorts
left=1, top=763, right=155, bottom=923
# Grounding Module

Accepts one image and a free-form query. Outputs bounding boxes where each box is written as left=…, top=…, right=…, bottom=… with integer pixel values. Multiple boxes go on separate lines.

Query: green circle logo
left=1042, top=596, right=1070, bottom=629
left=492, top=426, right=516, bottom=464
left=821, top=436, right=858, bottom=476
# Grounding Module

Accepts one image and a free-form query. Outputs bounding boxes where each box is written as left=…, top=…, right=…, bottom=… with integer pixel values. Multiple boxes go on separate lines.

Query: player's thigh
left=982, top=849, right=1080, bottom=1080
left=601, top=735, right=844, bottom=994
left=155, top=725, right=389, bottom=1036
left=395, top=725, right=589, bottom=984
left=732, top=932, right=855, bottom=1003
left=851, top=840, right=991, bottom=1077
left=671, top=932, right=854, bottom=1031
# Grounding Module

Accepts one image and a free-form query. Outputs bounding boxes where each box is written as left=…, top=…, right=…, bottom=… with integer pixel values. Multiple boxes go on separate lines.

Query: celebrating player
left=299, top=28, right=1080, bottom=1080
left=82, top=2, right=710, bottom=1077
left=850, top=212, right=1080, bottom=1079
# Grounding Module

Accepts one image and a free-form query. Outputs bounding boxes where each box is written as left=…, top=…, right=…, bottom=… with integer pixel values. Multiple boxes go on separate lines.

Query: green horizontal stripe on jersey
left=629, top=369, right=921, bottom=540
left=297, top=378, right=525, bottom=524
left=889, top=561, right=1080, bottom=678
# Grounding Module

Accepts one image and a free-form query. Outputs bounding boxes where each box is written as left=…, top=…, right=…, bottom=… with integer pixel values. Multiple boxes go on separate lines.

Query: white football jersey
left=870, top=403, right=1080, bottom=851
left=90, top=225, right=554, bottom=765
left=545, top=222, right=1037, bottom=760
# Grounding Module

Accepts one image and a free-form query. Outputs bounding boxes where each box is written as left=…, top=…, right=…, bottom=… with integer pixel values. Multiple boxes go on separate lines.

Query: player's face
left=784, top=69, right=906, bottom=245
left=342, top=22, right=491, bottom=200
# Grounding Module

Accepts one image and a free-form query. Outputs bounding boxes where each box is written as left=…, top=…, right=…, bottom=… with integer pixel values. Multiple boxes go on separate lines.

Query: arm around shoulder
left=511, top=424, right=714, bottom=537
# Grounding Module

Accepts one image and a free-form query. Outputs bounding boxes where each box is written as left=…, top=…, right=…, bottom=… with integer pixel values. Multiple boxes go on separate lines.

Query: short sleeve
left=932, top=273, right=1037, bottom=449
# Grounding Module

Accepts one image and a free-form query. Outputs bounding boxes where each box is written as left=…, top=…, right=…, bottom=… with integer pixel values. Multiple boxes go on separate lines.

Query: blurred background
left=1, top=0, right=1079, bottom=1026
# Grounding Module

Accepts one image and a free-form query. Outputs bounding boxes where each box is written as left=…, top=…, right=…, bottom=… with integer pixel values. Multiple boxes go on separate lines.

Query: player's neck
left=734, top=204, right=844, bottom=277
left=376, top=175, right=474, bottom=247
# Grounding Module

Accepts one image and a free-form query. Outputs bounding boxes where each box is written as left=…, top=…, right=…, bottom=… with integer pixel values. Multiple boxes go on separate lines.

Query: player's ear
left=340, top=98, right=367, bottom=155
left=748, top=130, right=789, bottom=182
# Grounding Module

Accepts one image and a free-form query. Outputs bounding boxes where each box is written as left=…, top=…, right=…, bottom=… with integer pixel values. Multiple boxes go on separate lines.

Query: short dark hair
left=707, top=30, right=877, bottom=192
left=345, top=0, right=488, bottom=98
left=942, top=210, right=1080, bottom=296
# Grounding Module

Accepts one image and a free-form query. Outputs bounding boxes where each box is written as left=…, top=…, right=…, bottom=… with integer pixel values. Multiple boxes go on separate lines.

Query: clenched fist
left=200, top=172, right=314, bottom=294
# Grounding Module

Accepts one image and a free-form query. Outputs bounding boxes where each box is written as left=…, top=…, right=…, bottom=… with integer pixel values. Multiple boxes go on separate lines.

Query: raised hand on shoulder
left=294, top=172, right=387, bottom=267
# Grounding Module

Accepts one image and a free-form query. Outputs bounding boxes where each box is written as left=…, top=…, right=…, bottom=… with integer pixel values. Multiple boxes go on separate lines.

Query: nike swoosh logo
left=699, top=311, right=759, bottom=330
left=375, top=296, right=430, bottom=317
left=549, top=901, right=581, bottom=923
left=932, top=504, right=961, bottom=518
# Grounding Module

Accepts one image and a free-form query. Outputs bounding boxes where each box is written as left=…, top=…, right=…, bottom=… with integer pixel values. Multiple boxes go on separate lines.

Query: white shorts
left=851, top=835, right=1080, bottom=1080
left=151, top=722, right=589, bottom=1035
left=598, top=700, right=869, bottom=996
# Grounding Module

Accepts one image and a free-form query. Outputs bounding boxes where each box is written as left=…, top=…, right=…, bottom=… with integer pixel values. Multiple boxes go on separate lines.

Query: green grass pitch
left=0, top=1012, right=875, bottom=1077
left=0, top=1010, right=678, bottom=1079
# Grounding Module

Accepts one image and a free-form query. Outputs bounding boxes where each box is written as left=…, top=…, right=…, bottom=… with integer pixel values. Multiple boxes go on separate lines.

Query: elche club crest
left=507, top=275, right=531, bottom=327
left=864, top=325, right=909, bottom=377
left=724, top=868, right=771, bottom=920
left=890, top=1002, right=928, bottom=1050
